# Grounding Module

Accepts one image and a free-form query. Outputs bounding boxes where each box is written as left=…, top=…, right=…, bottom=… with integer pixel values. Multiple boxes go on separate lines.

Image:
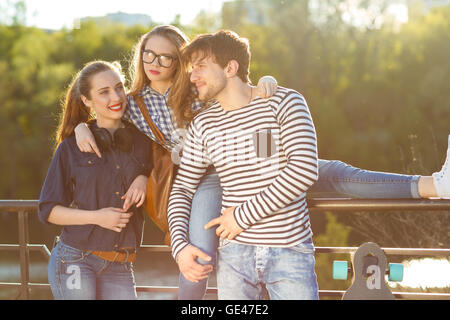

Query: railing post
left=17, top=210, right=30, bottom=300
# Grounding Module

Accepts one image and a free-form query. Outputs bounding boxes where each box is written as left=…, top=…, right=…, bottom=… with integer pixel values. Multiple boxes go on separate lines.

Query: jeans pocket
left=60, top=244, right=86, bottom=264
left=288, top=240, right=315, bottom=255
left=217, top=238, right=233, bottom=250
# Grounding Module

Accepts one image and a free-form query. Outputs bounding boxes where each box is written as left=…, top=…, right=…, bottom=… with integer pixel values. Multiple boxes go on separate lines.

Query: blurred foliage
left=0, top=0, right=449, bottom=296
left=313, top=212, right=352, bottom=292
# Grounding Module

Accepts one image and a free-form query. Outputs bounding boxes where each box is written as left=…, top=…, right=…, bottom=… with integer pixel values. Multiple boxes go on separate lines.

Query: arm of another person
left=74, top=122, right=102, bottom=158
left=73, top=98, right=138, bottom=158
left=167, top=121, right=213, bottom=282
left=122, top=130, right=154, bottom=211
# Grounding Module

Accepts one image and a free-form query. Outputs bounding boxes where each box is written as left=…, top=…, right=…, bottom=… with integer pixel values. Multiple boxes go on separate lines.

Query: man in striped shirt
left=167, top=30, right=319, bottom=299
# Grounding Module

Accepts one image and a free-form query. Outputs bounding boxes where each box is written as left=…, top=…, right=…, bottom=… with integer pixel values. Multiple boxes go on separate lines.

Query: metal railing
left=1, top=199, right=449, bottom=300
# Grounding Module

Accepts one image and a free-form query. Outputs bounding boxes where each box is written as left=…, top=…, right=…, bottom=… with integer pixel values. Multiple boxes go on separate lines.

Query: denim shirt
left=38, top=122, right=152, bottom=252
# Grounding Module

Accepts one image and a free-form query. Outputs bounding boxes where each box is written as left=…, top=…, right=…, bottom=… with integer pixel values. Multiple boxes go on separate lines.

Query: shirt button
left=115, top=191, right=120, bottom=195
left=116, top=165, right=120, bottom=169
left=88, top=160, right=93, bottom=164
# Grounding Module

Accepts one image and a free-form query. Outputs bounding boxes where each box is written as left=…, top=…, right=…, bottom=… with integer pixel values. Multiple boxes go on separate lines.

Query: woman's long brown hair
left=55, top=60, right=124, bottom=149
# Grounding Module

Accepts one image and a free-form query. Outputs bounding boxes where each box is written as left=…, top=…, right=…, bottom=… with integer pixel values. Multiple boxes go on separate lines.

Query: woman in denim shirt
left=38, top=61, right=152, bottom=299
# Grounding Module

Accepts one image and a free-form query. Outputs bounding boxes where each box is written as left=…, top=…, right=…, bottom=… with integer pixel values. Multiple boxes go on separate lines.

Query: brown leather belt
left=91, top=250, right=136, bottom=263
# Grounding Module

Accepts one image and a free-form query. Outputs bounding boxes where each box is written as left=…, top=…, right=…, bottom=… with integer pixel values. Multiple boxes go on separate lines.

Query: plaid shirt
left=125, top=85, right=203, bottom=152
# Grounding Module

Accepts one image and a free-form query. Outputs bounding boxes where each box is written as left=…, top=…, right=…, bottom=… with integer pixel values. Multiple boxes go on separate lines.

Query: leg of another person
left=178, top=170, right=222, bottom=300
left=307, top=159, right=421, bottom=199
left=310, top=135, right=450, bottom=199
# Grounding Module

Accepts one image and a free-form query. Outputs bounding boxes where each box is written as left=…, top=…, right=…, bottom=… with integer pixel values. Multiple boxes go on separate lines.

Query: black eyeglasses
left=142, top=49, right=176, bottom=68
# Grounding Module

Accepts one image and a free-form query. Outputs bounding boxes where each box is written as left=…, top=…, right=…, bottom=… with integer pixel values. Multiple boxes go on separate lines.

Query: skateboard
left=332, top=242, right=404, bottom=300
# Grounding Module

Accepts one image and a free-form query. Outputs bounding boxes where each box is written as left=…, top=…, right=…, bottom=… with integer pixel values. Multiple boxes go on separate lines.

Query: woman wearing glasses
left=73, top=25, right=450, bottom=300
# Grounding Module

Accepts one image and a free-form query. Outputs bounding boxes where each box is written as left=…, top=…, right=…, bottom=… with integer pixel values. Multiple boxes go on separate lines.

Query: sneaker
left=432, top=134, right=450, bottom=198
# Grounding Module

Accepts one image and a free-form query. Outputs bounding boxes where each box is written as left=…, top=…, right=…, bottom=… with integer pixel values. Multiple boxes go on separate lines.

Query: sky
left=23, top=0, right=228, bottom=30
left=17, top=0, right=411, bottom=30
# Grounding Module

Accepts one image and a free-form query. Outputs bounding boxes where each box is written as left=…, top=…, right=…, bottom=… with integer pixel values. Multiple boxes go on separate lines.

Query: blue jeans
left=177, top=159, right=420, bottom=299
left=309, top=159, right=420, bottom=198
left=48, top=240, right=137, bottom=300
left=217, top=239, right=318, bottom=300
left=178, top=170, right=222, bottom=300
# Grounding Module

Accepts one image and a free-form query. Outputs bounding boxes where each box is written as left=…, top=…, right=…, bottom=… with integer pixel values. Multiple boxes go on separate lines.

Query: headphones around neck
left=88, top=120, right=134, bottom=153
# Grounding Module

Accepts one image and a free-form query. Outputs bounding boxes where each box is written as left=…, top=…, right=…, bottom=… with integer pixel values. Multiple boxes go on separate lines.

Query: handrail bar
left=2, top=198, right=450, bottom=212
left=0, top=200, right=38, bottom=212
left=2, top=243, right=448, bottom=257
left=307, top=198, right=450, bottom=211
left=139, top=245, right=450, bottom=256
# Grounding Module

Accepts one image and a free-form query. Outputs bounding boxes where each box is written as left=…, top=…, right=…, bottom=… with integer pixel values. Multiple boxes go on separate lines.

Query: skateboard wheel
left=333, top=261, right=348, bottom=280
left=388, top=263, right=404, bottom=282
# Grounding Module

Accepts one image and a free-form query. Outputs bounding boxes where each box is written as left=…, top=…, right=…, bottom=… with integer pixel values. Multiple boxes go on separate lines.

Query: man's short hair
left=183, top=30, right=251, bottom=83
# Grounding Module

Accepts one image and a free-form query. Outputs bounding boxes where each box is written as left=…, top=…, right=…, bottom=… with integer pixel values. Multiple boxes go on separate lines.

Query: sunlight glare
left=388, top=258, right=450, bottom=289
left=387, top=3, right=409, bottom=24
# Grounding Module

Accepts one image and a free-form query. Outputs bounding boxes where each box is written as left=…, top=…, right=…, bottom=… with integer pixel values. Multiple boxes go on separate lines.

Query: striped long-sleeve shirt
left=167, top=87, right=318, bottom=260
